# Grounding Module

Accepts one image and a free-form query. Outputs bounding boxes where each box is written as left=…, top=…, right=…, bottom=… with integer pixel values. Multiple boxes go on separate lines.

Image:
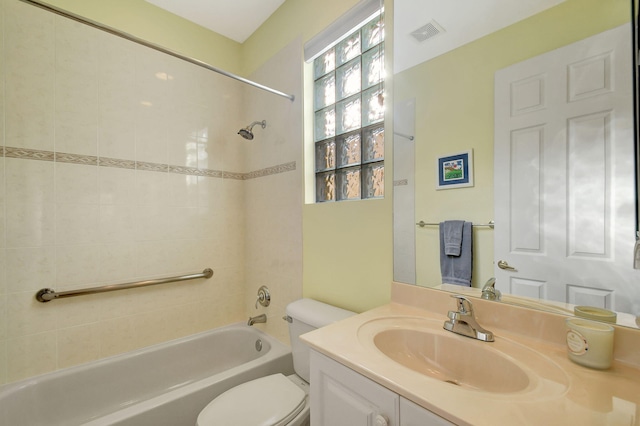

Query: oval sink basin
left=373, top=328, right=529, bottom=393
left=358, top=317, right=569, bottom=396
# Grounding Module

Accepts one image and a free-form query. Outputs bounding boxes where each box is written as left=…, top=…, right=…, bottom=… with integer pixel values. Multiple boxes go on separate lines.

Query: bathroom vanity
left=301, top=283, right=640, bottom=425
left=311, top=349, right=452, bottom=425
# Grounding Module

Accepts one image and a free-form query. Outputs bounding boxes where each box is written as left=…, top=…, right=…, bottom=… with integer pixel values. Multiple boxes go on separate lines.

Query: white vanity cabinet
left=310, top=350, right=454, bottom=426
left=399, top=397, right=454, bottom=426
left=310, top=349, right=398, bottom=425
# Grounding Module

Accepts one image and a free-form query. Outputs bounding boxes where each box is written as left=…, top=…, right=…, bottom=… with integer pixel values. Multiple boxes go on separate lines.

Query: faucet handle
left=450, top=294, right=473, bottom=314
left=255, top=286, right=271, bottom=309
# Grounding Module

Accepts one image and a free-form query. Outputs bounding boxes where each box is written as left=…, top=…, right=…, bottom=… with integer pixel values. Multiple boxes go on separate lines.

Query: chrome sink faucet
left=481, top=277, right=501, bottom=301
left=443, top=295, right=494, bottom=342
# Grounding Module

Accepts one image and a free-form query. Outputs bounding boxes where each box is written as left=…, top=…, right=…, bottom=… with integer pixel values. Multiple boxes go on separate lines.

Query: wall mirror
left=393, top=0, right=640, bottom=328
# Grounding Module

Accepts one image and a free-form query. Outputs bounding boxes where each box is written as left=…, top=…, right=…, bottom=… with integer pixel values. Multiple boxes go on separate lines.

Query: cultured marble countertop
left=301, top=301, right=640, bottom=425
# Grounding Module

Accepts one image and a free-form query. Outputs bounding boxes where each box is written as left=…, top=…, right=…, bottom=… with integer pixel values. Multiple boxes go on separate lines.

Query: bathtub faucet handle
left=255, top=286, right=271, bottom=309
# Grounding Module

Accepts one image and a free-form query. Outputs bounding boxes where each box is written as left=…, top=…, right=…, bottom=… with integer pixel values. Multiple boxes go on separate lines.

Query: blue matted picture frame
left=436, top=150, right=474, bottom=190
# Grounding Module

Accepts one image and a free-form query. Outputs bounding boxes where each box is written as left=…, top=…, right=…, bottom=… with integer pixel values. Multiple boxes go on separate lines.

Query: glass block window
left=314, top=14, right=385, bottom=202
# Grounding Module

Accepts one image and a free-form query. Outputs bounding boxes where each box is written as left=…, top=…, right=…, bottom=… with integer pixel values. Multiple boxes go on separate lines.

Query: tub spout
left=247, top=314, right=267, bottom=326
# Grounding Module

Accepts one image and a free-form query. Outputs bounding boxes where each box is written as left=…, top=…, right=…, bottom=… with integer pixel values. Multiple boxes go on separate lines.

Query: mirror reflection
left=393, top=0, right=640, bottom=327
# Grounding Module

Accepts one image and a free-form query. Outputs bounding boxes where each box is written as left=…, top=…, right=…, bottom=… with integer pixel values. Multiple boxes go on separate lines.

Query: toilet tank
left=286, top=299, right=354, bottom=382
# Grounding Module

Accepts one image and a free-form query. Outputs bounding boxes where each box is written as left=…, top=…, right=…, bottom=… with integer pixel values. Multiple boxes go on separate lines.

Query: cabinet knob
left=375, top=414, right=389, bottom=426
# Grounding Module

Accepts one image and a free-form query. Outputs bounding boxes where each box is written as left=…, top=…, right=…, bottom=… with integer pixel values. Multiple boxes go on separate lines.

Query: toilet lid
left=197, top=374, right=306, bottom=426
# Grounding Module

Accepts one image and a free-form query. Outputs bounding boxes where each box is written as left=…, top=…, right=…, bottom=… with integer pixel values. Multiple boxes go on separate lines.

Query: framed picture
left=436, top=150, right=474, bottom=190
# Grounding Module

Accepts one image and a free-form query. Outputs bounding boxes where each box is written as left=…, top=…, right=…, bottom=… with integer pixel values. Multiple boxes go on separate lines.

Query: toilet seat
left=197, top=373, right=307, bottom=426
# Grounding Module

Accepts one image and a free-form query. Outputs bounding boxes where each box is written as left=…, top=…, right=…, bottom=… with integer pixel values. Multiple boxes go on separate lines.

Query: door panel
left=494, top=24, right=635, bottom=311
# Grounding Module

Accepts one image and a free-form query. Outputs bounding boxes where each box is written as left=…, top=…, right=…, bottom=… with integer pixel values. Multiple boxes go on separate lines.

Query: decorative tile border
left=98, top=157, right=136, bottom=170
left=136, top=161, right=169, bottom=173
left=5, top=147, right=55, bottom=161
left=222, top=171, right=245, bottom=180
left=244, top=161, right=297, bottom=180
left=56, top=152, right=98, bottom=166
left=2, top=145, right=296, bottom=180
left=169, top=165, right=203, bottom=176
left=200, top=169, right=224, bottom=179
left=394, top=179, right=408, bottom=186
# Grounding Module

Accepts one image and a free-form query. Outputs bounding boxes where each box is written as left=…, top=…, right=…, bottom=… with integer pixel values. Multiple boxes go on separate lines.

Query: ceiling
left=145, top=0, right=286, bottom=43
left=394, top=0, right=566, bottom=73
left=145, top=0, right=566, bottom=72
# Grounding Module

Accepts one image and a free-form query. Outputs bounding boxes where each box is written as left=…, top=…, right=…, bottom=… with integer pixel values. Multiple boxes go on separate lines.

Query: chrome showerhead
left=238, top=120, right=266, bottom=140
left=238, top=128, right=254, bottom=140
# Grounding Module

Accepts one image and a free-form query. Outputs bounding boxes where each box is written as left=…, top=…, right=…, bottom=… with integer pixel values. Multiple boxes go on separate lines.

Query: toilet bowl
left=196, top=299, right=353, bottom=426
left=196, top=373, right=309, bottom=426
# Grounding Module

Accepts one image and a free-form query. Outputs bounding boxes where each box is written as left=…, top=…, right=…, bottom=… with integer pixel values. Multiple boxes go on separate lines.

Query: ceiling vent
left=410, top=20, right=445, bottom=42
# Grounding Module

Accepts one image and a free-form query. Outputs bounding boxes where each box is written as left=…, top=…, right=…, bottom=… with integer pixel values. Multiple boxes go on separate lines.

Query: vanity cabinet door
left=310, top=350, right=399, bottom=426
left=400, top=397, right=455, bottom=426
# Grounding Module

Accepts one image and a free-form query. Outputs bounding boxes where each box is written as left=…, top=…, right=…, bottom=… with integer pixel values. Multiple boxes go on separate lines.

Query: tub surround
left=0, top=0, right=303, bottom=385
left=301, top=282, right=640, bottom=425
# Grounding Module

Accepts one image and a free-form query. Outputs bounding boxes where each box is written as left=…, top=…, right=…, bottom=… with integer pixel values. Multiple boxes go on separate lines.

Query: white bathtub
left=0, top=323, right=294, bottom=426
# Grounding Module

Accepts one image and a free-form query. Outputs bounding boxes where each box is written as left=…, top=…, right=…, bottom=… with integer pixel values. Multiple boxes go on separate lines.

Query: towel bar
left=416, top=220, right=494, bottom=229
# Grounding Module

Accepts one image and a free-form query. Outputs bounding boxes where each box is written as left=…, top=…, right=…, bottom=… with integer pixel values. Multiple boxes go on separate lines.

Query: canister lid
left=574, top=306, right=617, bottom=323
left=285, top=298, right=354, bottom=328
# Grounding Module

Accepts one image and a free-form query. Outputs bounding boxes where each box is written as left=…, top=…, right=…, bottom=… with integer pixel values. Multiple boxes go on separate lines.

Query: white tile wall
left=0, top=0, right=5, bottom=387
left=6, top=333, right=57, bottom=382
left=98, top=35, right=137, bottom=161
left=5, top=158, right=54, bottom=203
left=55, top=18, right=99, bottom=156
left=6, top=247, right=56, bottom=292
left=0, top=0, right=303, bottom=385
left=5, top=202, right=55, bottom=247
left=0, top=0, right=4, bottom=155
left=4, top=0, right=55, bottom=152
left=243, top=40, right=303, bottom=345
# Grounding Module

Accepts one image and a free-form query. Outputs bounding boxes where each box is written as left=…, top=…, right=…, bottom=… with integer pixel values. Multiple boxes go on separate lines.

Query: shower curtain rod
left=18, top=0, right=296, bottom=102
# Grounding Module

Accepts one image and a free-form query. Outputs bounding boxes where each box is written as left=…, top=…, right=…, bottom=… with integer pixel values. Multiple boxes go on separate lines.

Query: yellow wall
left=395, top=0, right=630, bottom=288
left=40, top=0, right=241, bottom=72
left=302, top=199, right=393, bottom=313
left=242, top=0, right=359, bottom=75
left=244, top=0, right=394, bottom=313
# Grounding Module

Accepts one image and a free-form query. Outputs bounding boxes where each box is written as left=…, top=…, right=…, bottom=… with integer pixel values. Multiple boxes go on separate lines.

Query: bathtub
left=0, top=323, right=294, bottom=426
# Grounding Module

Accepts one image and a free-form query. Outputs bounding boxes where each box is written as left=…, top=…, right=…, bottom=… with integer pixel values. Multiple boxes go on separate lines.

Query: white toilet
left=196, top=298, right=354, bottom=426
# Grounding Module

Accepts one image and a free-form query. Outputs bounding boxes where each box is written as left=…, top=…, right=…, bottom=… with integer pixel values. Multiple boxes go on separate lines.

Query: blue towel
left=440, top=221, right=472, bottom=286
left=442, top=220, right=464, bottom=256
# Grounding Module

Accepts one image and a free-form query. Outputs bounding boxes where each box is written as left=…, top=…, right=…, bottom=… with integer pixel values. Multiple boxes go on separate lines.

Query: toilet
left=196, top=298, right=354, bottom=426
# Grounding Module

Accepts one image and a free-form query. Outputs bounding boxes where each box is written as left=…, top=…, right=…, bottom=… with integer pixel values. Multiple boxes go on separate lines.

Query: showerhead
left=238, top=128, right=254, bottom=140
left=238, top=120, right=266, bottom=140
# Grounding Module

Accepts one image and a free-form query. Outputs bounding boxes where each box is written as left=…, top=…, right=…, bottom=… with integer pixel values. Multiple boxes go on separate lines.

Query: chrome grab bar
left=35, top=268, right=214, bottom=303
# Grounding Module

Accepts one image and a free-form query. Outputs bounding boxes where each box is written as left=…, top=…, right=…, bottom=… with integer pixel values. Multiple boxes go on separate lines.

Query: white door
left=494, top=24, right=637, bottom=314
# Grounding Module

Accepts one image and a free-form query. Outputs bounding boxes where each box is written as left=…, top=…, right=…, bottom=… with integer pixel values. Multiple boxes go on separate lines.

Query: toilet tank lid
left=286, top=298, right=355, bottom=328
